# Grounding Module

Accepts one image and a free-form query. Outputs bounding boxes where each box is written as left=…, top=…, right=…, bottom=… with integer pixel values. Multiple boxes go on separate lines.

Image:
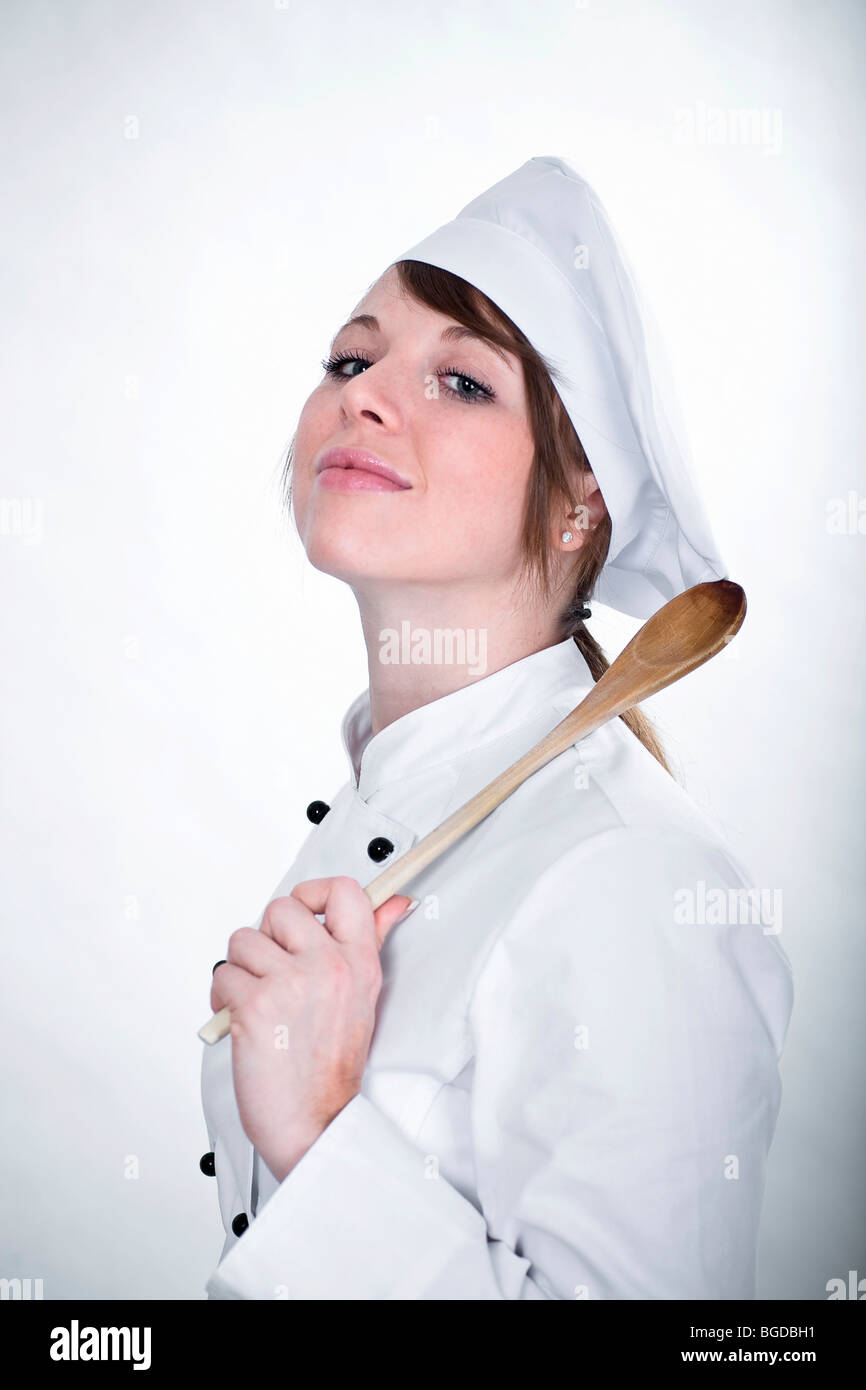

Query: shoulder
left=469, top=817, right=793, bottom=1058
left=501, top=687, right=759, bottom=884
left=495, top=818, right=764, bottom=938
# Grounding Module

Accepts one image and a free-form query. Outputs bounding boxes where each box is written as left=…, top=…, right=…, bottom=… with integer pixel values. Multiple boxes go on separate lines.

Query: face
left=291, top=265, right=537, bottom=597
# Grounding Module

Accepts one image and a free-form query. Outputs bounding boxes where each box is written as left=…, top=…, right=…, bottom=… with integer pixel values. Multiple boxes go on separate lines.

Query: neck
left=352, top=582, right=564, bottom=736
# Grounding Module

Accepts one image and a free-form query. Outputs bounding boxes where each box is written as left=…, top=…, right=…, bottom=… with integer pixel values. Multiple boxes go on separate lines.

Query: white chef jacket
left=200, top=635, right=793, bottom=1300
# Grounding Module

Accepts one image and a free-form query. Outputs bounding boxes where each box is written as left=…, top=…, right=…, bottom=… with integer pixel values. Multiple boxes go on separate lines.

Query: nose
left=338, top=358, right=405, bottom=430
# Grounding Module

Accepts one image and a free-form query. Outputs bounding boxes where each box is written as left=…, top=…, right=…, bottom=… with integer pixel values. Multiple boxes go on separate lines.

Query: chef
left=199, top=156, right=794, bottom=1300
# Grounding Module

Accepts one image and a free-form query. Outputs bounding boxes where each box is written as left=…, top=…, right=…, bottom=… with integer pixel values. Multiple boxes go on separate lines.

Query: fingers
left=210, top=880, right=418, bottom=1013
left=286, top=877, right=375, bottom=947
left=210, top=926, right=295, bottom=1013
left=258, top=892, right=332, bottom=952
left=285, top=877, right=415, bottom=949
left=225, top=877, right=415, bottom=988
left=372, top=894, right=416, bottom=950
left=228, top=925, right=286, bottom=976
left=211, top=960, right=257, bottom=1015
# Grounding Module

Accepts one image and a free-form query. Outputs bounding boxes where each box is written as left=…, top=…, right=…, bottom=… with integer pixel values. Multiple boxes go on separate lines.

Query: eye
left=321, top=351, right=496, bottom=405
left=438, top=367, right=495, bottom=405
left=321, top=350, right=374, bottom=380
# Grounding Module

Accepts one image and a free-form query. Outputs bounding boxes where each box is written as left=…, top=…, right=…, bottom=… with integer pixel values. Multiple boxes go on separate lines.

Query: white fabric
left=200, top=638, right=793, bottom=1299
left=388, top=155, right=727, bottom=619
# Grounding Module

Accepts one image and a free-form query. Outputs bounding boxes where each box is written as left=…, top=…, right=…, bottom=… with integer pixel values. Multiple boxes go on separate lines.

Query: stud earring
left=562, top=530, right=573, bottom=543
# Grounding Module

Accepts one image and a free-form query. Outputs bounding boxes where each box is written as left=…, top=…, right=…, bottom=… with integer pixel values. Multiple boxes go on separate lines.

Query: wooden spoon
left=198, top=579, right=745, bottom=1044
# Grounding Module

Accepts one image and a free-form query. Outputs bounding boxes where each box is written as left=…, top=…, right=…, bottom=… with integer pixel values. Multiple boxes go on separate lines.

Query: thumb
left=373, top=894, right=418, bottom=949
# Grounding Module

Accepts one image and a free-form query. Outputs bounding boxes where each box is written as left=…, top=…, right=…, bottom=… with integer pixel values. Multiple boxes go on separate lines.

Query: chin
left=302, top=533, right=394, bottom=583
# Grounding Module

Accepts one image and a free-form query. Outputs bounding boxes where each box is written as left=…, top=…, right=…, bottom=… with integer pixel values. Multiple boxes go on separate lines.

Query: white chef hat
left=386, top=155, right=728, bottom=620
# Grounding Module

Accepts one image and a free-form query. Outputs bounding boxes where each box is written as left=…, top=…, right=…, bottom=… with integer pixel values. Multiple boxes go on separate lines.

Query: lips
left=315, top=447, right=411, bottom=489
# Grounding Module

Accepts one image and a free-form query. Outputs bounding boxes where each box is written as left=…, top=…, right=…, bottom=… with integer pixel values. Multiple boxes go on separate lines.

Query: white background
left=1, top=0, right=863, bottom=1299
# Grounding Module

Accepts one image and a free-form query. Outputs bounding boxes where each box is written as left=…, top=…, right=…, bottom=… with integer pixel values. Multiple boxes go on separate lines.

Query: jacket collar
left=340, top=635, right=596, bottom=799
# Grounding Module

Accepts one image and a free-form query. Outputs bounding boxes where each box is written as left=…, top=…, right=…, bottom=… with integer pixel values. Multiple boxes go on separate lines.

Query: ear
left=577, top=472, right=607, bottom=531
left=556, top=471, right=607, bottom=549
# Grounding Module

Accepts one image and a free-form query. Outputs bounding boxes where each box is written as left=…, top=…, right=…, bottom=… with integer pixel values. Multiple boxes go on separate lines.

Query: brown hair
left=281, top=258, right=674, bottom=776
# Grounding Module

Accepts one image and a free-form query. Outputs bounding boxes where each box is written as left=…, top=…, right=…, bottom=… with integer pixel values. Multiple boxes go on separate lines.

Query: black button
left=306, top=800, right=330, bottom=824
left=212, top=959, right=227, bottom=975
left=367, top=837, right=394, bottom=862
left=231, top=1213, right=249, bottom=1237
left=199, top=1151, right=215, bottom=1176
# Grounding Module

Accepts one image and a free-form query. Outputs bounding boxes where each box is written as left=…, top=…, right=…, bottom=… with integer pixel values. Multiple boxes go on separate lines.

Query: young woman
left=200, top=157, right=793, bottom=1300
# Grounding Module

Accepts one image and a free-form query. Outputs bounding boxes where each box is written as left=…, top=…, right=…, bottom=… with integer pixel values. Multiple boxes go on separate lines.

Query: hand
left=210, top=877, right=415, bottom=1183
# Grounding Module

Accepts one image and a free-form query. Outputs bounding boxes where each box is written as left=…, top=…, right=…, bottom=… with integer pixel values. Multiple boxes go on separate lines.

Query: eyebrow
left=330, top=313, right=514, bottom=370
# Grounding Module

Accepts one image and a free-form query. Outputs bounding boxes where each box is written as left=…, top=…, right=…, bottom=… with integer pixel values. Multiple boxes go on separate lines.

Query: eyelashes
left=320, top=349, right=496, bottom=405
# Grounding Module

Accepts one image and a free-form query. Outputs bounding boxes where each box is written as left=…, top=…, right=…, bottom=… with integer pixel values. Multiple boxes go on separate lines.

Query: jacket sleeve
left=204, top=824, right=793, bottom=1300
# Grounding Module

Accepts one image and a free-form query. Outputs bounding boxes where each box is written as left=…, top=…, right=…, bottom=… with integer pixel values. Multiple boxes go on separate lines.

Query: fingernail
left=397, top=898, right=420, bottom=922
